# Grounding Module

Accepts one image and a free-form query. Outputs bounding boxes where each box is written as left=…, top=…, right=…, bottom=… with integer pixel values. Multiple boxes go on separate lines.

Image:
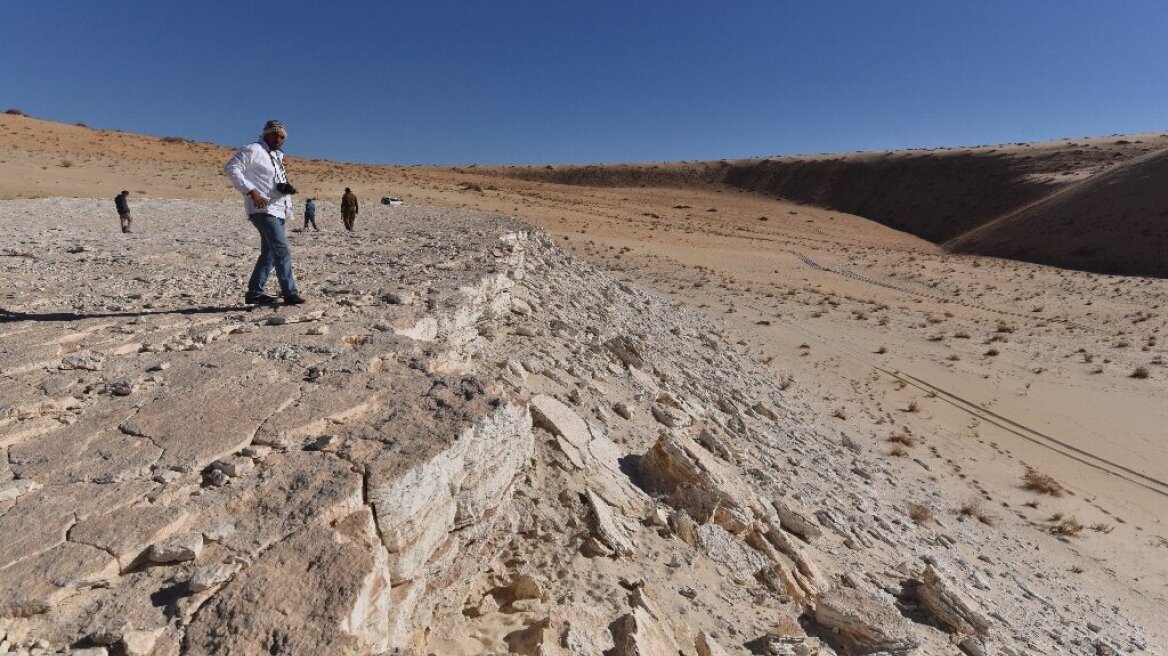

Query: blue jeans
left=247, top=213, right=298, bottom=298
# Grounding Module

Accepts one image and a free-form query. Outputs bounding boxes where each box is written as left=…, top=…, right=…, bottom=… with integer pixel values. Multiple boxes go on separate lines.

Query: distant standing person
left=304, top=197, right=319, bottom=231
left=223, top=119, right=306, bottom=306
left=115, top=190, right=132, bottom=233
left=341, top=187, right=359, bottom=231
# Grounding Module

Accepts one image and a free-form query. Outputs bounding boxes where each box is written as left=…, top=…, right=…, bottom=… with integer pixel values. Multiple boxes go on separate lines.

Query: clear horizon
left=3, top=1, right=1167, bottom=165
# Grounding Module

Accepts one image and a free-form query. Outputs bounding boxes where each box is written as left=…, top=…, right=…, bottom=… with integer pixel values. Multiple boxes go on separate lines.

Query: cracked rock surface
left=1, top=201, right=534, bottom=655
left=0, top=199, right=1162, bottom=655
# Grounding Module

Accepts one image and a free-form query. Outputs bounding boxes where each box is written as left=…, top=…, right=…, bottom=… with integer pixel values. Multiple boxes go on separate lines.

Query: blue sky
left=2, top=1, right=1167, bottom=164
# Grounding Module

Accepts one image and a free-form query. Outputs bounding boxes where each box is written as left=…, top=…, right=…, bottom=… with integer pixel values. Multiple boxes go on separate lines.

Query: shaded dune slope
left=719, top=153, right=1054, bottom=242
left=944, top=148, right=1168, bottom=277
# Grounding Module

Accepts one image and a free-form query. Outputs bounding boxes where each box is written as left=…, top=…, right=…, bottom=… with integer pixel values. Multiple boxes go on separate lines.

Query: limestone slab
left=118, top=359, right=299, bottom=470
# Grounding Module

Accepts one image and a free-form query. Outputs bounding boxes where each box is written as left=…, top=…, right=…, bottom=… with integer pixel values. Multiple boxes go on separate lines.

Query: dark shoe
left=245, top=293, right=279, bottom=305
left=283, top=294, right=307, bottom=306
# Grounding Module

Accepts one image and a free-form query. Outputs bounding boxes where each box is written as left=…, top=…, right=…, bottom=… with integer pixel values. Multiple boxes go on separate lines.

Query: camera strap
left=266, top=148, right=287, bottom=184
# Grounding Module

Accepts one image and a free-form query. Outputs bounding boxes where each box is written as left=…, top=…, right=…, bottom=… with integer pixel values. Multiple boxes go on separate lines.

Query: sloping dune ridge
left=491, top=133, right=1168, bottom=277
left=944, top=146, right=1168, bottom=276
left=2, top=112, right=1167, bottom=655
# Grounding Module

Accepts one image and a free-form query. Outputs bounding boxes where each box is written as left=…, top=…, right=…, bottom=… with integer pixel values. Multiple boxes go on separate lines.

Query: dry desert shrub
left=907, top=502, right=933, bottom=524
left=59, top=160, right=73, bottom=168
left=1023, top=466, right=1065, bottom=496
left=958, top=499, right=996, bottom=526
left=459, top=181, right=484, bottom=192
left=889, top=445, right=909, bottom=458
left=5, top=108, right=26, bottom=115
left=1090, top=522, right=1115, bottom=534
left=887, top=432, right=917, bottom=447
left=1049, top=516, right=1084, bottom=537
left=1131, top=366, right=1150, bottom=379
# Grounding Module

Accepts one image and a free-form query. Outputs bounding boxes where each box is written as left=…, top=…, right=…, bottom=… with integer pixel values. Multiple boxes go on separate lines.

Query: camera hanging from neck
left=268, top=148, right=297, bottom=195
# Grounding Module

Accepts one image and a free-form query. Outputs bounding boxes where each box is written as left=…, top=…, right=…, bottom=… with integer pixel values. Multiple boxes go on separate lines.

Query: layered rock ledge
left=1, top=202, right=534, bottom=654
left=0, top=200, right=1159, bottom=655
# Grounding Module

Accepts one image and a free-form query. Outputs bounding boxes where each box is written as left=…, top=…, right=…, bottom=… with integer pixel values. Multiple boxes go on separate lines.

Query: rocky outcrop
left=813, top=587, right=920, bottom=655
left=0, top=204, right=539, bottom=655
left=916, top=565, right=992, bottom=637
left=0, top=200, right=1159, bottom=655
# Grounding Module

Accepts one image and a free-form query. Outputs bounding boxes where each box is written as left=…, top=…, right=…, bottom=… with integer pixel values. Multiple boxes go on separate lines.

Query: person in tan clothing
left=341, top=187, right=359, bottom=231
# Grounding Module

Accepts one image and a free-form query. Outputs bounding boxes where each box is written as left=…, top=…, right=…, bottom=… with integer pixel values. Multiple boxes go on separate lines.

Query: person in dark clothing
left=115, top=190, right=132, bottom=233
left=341, top=188, right=359, bottom=231
left=304, top=198, right=319, bottom=231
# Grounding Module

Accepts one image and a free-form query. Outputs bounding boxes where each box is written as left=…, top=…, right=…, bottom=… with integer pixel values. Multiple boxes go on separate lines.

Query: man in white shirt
left=224, top=119, right=306, bottom=306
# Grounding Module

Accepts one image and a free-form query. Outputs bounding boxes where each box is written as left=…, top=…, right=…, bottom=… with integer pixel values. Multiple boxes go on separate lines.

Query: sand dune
left=485, top=133, right=1168, bottom=277
left=946, top=146, right=1168, bottom=276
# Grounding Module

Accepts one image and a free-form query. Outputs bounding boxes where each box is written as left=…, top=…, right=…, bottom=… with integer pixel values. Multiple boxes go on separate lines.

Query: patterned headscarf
left=262, top=119, right=287, bottom=137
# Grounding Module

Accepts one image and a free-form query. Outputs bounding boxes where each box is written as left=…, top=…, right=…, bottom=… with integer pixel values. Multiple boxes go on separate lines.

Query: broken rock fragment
left=605, top=335, right=646, bottom=369
left=813, top=587, right=920, bottom=655
left=771, top=496, right=823, bottom=542
left=640, top=431, right=757, bottom=524
left=613, top=588, right=684, bottom=656
left=917, top=565, right=992, bottom=636
left=0, top=478, right=40, bottom=503
left=696, top=630, right=732, bottom=656
left=694, top=523, right=769, bottom=583
left=188, top=562, right=241, bottom=593
left=585, top=488, right=635, bottom=557
left=530, top=393, right=589, bottom=469
left=146, top=532, right=204, bottom=564
left=120, top=628, right=163, bottom=656
left=650, top=402, right=690, bottom=428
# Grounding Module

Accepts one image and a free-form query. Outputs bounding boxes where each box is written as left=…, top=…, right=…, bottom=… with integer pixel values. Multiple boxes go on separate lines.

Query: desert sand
left=0, top=112, right=1165, bottom=655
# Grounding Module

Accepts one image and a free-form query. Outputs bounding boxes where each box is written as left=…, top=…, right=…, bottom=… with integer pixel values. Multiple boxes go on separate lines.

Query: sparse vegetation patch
left=907, top=502, right=932, bottom=524
left=1023, top=467, right=1065, bottom=496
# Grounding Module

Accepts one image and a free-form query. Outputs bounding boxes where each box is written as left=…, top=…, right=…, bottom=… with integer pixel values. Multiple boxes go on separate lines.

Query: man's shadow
left=0, top=305, right=252, bottom=323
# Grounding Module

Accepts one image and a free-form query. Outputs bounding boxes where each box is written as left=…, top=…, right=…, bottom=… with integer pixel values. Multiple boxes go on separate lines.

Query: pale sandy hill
left=483, top=134, right=1168, bottom=278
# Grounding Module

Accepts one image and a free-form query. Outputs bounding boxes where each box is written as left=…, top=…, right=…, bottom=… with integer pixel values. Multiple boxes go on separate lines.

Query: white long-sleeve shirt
left=224, top=140, right=295, bottom=220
